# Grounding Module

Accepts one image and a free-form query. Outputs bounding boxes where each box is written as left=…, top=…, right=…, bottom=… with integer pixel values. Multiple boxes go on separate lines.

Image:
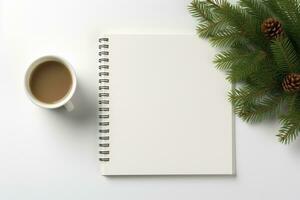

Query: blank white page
left=99, top=35, right=234, bottom=175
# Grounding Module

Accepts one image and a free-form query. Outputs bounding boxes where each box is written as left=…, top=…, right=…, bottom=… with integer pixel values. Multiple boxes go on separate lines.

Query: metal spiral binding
left=98, top=37, right=110, bottom=162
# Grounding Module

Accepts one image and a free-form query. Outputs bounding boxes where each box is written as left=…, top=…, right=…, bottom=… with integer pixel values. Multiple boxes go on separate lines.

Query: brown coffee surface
left=30, top=61, right=72, bottom=103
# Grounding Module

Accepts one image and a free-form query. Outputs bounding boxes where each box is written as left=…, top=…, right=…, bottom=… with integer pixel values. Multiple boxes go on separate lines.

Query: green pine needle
left=270, top=37, right=299, bottom=72
left=278, top=112, right=300, bottom=144
left=240, top=0, right=272, bottom=20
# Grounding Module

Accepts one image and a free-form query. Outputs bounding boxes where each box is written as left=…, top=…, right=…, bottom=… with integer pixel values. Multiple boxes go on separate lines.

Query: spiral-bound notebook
left=98, top=34, right=234, bottom=175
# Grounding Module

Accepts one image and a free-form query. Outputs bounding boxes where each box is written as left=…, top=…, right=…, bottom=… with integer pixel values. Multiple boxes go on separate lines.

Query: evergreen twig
left=189, top=0, right=300, bottom=144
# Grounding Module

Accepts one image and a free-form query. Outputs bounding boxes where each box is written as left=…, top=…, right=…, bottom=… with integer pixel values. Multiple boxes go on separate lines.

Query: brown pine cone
left=282, top=73, right=300, bottom=92
left=261, top=18, right=283, bottom=40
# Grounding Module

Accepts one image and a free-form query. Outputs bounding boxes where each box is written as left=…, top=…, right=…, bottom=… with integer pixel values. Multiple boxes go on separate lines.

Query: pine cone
left=282, top=73, right=300, bottom=92
left=261, top=18, right=283, bottom=40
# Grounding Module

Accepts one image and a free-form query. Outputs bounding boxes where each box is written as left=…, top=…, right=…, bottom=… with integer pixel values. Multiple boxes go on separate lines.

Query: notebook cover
left=98, top=34, right=235, bottom=175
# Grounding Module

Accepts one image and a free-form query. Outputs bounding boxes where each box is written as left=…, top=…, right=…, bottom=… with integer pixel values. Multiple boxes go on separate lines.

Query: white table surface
left=1, top=0, right=300, bottom=199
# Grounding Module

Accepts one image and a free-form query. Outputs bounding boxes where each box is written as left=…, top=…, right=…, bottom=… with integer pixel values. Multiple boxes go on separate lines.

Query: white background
left=1, top=0, right=300, bottom=199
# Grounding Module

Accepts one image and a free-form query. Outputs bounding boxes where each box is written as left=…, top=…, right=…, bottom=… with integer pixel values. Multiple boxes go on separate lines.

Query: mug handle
left=64, top=100, right=74, bottom=112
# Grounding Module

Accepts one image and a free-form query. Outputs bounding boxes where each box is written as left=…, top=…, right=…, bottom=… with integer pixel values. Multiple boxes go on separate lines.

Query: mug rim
left=24, top=55, right=77, bottom=109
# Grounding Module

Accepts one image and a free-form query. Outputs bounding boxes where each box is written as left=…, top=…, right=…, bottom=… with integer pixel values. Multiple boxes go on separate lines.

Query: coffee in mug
left=30, top=61, right=72, bottom=103
left=25, top=56, right=77, bottom=111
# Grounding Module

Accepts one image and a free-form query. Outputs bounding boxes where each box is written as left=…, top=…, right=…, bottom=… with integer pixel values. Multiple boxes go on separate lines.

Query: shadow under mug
left=24, top=55, right=77, bottom=111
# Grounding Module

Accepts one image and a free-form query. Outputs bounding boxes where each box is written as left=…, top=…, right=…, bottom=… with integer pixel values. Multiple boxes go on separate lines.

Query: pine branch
left=196, top=20, right=231, bottom=38
left=239, top=0, right=274, bottom=50
left=229, top=85, right=269, bottom=105
left=265, top=0, right=300, bottom=24
left=264, top=0, right=300, bottom=49
left=190, top=0, right=269, bottom=50
left=189, top=0, right=300, bottom=144
left=214, top=49, right=268, bottom=82
left=270, top=37, right=299, bottom=72
left=214, top=50, right=242, bottom=70
left=216, top=1, right=261, bottom=43
left=188, top=0, right=217, bottom=22
left=240, top=0, right=272, bottom=20
left=227, top=64, right=263, bottom=83
left=231, top=90, right=285, bottom=122
left=278, top=110, right=300, bottom=144
left=209, top=30, right=248, bottom=48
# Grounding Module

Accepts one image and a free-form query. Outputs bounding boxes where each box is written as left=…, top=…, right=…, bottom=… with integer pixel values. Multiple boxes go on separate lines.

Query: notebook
left=98, top=34, right=234, bottom=175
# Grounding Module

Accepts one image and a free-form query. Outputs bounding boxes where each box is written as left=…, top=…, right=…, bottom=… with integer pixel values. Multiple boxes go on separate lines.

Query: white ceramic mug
left=25, top=55, right=77, bottom=111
